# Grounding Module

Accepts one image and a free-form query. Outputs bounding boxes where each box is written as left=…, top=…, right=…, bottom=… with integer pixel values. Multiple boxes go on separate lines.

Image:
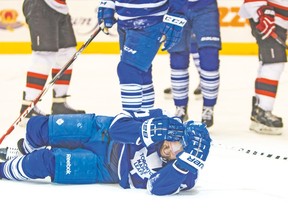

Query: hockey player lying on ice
left=0, top=108, right=211, bottom=196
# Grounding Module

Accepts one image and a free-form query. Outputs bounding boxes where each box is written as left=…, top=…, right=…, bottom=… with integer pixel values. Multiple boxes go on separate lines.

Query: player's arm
left=147, top=121, right=211, bottom=195
left=97, top=0, right=116, bottom=27
left=160, top=0, right=187, bottom=51
left=239, top=0, right=267, bottom=20
left=239, top=1, right=275, bottom=40
left=147, top=161, right=197, bottom=196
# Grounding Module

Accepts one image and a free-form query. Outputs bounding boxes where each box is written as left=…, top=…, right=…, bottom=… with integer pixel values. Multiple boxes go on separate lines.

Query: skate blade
left=249, top=121, right=282, bottom=135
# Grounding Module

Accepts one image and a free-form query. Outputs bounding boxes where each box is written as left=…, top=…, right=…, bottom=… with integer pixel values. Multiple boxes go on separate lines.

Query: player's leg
left=20, top=0, right=59, bottom=124
left=52, top=13, right=85, bottom=114
left=249, top=22, right=286, bottom=135
left=15, top=114, right=100, bottom=156
left=52, top=148, right=118, bottom=184
left=117, top=24, right=162, bottom=111
left=142, top=66, right=155, bottom=110
left=164, top=34, right=202, bottom=101
left=166, top=21, right=191, bottom=121
left=190, top=35, right=202, bottom=99
left=20, top=51, right=56, bottom=121
left=0, top=148, right=118, bottom=184
left=192, top=3, right=221, bottom=128
left=198, top=47, right=220, bottom=128
left=169, top=51, right=190, bottom=121
left=0, top=149, right=54, bottom=181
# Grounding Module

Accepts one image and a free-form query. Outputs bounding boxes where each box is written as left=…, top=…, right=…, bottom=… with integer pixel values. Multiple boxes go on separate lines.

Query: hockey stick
left=0, top=25, right=103, bottom=145
left=212, top=142, right=288, bottom=161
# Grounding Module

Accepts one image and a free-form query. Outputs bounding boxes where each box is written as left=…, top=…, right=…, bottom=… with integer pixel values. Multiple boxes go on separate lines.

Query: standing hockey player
left=0, top=108, right=211, bottom=196
left=20, top=0, right=85, bottom=125
left=164, top=34, right=203, bottom=101
left=98, top=0, right=187, bottom=111
left=164, top=0, right=221, bottom=127
left=239, top=0, right=286, bottom=135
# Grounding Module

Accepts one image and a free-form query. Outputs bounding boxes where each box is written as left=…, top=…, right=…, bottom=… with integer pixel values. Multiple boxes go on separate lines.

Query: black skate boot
left=193, top=83, right=202, bottom=100
left=175, top=106, right=189, bottom=122
left=0, top=147, right=22, bottom=161
left=250, top=96, right=283, bottom=135
left=19, top=92, right=46, bottom=127
left=163, top=87, right=173, bottom=100
left=202, top=106, right=214, bottom=128
left=17, top=138, right=26, bottom=155
left=52, top=91, right=85, bottom=114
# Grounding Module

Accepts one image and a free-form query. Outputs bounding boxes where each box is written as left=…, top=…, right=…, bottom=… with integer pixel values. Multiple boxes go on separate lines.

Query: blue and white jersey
left=187, top=0, right=216, bottom=10
left=109, top=108, right=198, bottom=195
left=115, top=0, right=187, bottom=29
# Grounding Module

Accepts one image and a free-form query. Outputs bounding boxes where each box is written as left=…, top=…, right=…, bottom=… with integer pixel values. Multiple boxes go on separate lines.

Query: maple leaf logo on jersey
left=130, top=147, right=162, bottom=179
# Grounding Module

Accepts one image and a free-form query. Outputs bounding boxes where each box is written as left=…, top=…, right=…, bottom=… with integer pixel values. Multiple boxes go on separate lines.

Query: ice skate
left=250, top=96, right=283, bottom=135
left=52, top=91, right=85, bottom=114
left=0, top=147, right=22, bottom=161
left=175, top=106, right=189, bottom=122
left=17, top=138, right=26, bottom=155
left=19, top=92, right=47, bottom=127
left=202, top=106, right=214, bottom=128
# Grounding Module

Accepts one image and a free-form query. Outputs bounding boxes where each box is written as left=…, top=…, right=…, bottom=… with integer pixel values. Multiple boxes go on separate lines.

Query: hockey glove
left=256, top=5, right=275, bottom=40
left=174, top=121, right=211, bottom=173
left=98, top=0, right=116, bottom=33
left=160, top=13, right=187, bottom=51
left=140, top=116, right=184, bottom=147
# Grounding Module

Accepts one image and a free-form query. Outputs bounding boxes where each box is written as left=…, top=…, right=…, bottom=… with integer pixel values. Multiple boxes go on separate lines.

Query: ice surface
left=0, top=54, right=287, bottom=216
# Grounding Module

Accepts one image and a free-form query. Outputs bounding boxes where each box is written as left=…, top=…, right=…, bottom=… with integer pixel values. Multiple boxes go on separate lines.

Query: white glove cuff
left=99, top=0, right=115, bottom=9
left=141, top=118, right=154, bottom=146
left=178, top=152, right=205, bottom=171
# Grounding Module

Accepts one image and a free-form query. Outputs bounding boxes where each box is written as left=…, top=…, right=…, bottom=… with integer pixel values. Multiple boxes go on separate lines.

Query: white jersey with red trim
left=44, top=0, right=69, bottom=14
left=239, top=0, right=288, bottom=30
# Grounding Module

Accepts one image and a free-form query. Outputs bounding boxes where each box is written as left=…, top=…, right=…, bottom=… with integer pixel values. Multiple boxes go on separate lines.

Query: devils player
left=20, top=0, right=85, bottom=126
left=239, top=0, right=287, bottom=135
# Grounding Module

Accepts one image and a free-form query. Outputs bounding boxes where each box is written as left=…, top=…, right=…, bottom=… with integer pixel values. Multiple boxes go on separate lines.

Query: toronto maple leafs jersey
left=109, top=108, right=198, bottom=195
left=115, top=0, right=187, bottom=29
left=187, top=0, right=217, bottom=10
